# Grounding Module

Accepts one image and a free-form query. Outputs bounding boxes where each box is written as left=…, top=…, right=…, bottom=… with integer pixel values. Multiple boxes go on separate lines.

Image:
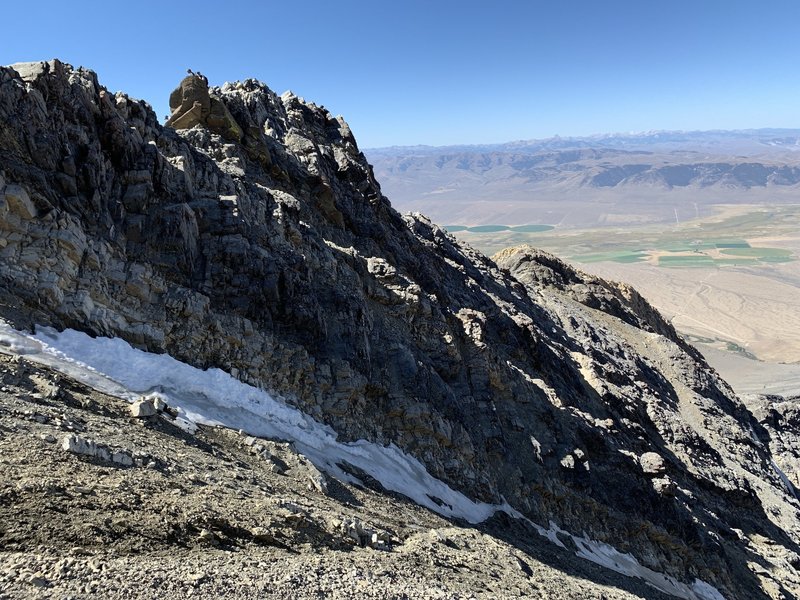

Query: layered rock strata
left=1, top=59, right=799, bottom=598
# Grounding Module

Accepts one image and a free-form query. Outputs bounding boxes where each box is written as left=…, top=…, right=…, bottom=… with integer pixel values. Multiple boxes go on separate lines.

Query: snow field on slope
left=0, top=321, right=724, bottom=600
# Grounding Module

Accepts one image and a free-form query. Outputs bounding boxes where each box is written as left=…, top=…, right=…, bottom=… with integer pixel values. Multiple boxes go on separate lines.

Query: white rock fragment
left=61, top=434, right=134, bottom=466
left=640, top=452, right=666, bottom=475
left=339, top=517, right=388, bottom=548
left=130, top=397, right=157, bottom=418
left=151, top=395, right=168, bottom=412
left=652, top=476, right=677, bottom=496
left=62, top=433, right=96, bottom=455
left=307, top=471, right=328, bottom=495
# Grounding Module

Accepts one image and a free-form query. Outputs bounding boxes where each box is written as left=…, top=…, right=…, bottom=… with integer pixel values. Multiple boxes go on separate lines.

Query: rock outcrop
left=1, top=59, right=799, bottom=598
left=493, top=245, right=689, bottom=343
left=166, top=73, right=242, bottom=141
left=746, top=393, right=800, bottom=495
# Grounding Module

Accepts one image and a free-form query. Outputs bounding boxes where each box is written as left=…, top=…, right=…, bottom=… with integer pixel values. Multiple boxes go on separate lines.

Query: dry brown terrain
left=586, top=258, right=800, bottom=397
left=585, top=259, right=800, bottom=361
left=446, top=203, right=800, bottom=398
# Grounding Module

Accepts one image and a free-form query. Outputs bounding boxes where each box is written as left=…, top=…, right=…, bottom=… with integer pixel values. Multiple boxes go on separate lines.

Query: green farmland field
left=571, top=251, right=648, bottom=264
left=658, top=255, right=716, bottom=267
left=719, top=247, right=793, bottom=260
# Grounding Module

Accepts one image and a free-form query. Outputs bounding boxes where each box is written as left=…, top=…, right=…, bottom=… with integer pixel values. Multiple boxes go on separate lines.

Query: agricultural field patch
left=658, top=255, right=716, bottom=267
left=443, top=224, right=555, bottom=234
left=467, top=225, right=511, bottom=233
left=713, top=240, right=751, bottom=249
left=719, top=247, right=793, bottom=259
left=509, top=224, right=555, bottom=233
left=571, top=251, right=648, bottom=264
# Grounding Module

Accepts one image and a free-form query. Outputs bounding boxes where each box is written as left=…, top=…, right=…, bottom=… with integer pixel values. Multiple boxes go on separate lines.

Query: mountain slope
left=0, top=351, right=688, bottom=600
left=1, top=60, right=799, bottom=599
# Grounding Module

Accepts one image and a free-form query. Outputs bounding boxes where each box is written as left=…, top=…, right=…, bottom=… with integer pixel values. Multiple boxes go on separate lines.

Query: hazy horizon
left=362, top=127, right=800, bottom=150
left=6, top=0, right=800, bottom=148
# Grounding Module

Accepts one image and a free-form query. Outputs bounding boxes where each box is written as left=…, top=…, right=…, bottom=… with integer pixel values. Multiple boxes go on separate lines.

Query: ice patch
left=504, top=513, right=725, bottom=600
left=0, top=320, right=726, bottom=600
left=572, top=534, right=725, bottom=600
left=0, top=322, right=497, bottom=523
left=771, top=459, right=798, bottom=500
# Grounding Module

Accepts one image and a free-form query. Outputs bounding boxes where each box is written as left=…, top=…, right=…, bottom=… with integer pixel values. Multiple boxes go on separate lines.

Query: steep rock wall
left=1, top=60, right=799, bottom=598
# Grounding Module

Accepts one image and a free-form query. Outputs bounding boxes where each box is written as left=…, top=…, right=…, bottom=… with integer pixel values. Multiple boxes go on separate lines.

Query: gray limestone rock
left=62, top=434, right=133, bottom=466
left=4, top=185, right=37, bottom=219
left=0, top=59, right=798, bottom=599
left=130, top=398, right=157, bottom=418
left=639, top=452, right=667, bottom=476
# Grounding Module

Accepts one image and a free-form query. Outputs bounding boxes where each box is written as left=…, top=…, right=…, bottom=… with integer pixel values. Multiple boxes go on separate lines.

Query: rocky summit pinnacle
left=166, top=72, right=242, bottom=141
left=1, top=60, right=799, bottom=599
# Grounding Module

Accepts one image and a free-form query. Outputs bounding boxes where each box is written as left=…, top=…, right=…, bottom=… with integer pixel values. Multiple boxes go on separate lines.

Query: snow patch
left=771, top=459, right=798, bottom=500
left=0, top=322, right=496, bottom=523
left=572, top=534, right=725, bottom=600
left=0, top=321, right=726, bottom=600
left=502, top=511, right=724, bottom=600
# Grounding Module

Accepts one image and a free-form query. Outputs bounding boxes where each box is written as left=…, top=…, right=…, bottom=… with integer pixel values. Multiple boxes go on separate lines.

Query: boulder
left=4, top=184, right=37, bottom=219
left=130, top=397, right=157, bottom=418
left=639, top=452, right=666, bottom=475
left=166, top=75, right=211, bottom=129
left=166, top=74, right=242, bottom=141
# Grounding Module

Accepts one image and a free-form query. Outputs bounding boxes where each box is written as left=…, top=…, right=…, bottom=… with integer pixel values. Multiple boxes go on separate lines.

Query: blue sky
left=4, top=0, right=800, bottom=147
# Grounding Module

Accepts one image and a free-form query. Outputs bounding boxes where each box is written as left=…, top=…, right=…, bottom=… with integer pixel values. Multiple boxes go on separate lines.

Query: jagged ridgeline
left=1, top=60, right=799, bottom=599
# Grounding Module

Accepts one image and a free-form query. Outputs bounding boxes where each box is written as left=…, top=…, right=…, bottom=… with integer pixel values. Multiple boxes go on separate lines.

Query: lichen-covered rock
left=1, top=59, right=799, bottom=599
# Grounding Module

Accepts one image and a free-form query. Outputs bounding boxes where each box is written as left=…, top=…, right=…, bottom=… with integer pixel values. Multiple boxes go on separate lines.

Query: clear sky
left=4, top=0, right=800, bottom=148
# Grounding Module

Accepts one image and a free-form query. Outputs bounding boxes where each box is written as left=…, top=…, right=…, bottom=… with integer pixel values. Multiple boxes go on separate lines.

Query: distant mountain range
left=368, top=129, right=800, bottom=157
left=365, top=129, right=800, bottom=226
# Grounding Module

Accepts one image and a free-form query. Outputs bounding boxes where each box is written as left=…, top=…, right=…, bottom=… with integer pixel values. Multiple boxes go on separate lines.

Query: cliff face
left=1, top=60, right=799, bottom=598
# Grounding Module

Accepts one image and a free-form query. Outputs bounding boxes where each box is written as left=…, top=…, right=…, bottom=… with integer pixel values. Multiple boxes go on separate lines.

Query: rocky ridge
left=1, top=60, right=799, bottom=598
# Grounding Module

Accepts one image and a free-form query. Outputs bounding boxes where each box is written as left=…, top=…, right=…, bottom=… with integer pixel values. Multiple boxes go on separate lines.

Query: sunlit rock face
left=1, top=59, right=799, bottom=599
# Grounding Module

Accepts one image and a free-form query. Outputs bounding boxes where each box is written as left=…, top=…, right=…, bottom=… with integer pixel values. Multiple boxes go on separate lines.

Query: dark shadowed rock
left=1, top=59, right=799, bottom=599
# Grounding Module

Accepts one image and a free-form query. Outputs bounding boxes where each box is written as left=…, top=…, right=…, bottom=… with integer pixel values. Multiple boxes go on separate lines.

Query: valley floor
left=453, top=203, right=800, bottom=398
